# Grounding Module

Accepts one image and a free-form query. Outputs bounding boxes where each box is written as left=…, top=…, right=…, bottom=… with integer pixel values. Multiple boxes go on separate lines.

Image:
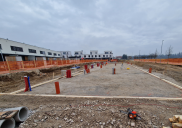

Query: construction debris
left=165, top=115, right=182, bottom=128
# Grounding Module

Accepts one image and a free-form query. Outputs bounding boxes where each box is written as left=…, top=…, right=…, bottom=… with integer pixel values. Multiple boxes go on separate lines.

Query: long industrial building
left=0, top=38, right=62, bottom=61
left=74, top=50, right=113, bottom=59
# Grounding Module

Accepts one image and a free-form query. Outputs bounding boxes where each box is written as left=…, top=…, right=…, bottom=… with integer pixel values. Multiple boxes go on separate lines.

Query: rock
left=119, top=125, right=122, bottom=128
left=148, top=121, right=152, bottom=125
left=131, top=122, right=135, bottom=127
left=153, top=125, right=158, bottom=128
left=34, top=119, right=38, bottom=123
left=59, top=125, right=62, bottom=128
left=32, top=123, right=37, bottom=127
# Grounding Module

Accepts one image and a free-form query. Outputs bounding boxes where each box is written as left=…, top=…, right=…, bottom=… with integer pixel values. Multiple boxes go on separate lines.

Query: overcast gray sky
left=0, top=0, right=182, bottom=56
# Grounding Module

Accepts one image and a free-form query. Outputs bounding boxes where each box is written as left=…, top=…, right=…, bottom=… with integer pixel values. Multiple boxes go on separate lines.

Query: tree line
left=134, top=46, right=182, bottom=59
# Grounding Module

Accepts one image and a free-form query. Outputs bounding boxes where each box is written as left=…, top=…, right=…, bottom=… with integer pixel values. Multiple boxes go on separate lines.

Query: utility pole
left=160, top=40, right=164, bottom=63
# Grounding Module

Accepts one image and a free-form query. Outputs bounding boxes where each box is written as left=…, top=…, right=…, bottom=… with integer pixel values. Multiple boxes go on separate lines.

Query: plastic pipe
left=3, top=107, right=29, bottom=122
left=0, top=118, right=15, bottom=128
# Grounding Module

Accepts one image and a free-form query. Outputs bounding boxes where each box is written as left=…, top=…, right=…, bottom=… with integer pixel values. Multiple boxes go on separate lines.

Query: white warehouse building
left=0, top=38, right=62, bottom=61
left=80, top=50, right=113, bottom=59
left=59, top=51, right=72, bottom=59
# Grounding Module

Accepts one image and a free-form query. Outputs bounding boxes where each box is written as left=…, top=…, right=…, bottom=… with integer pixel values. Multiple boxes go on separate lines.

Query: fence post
left=44, top=60, right=46, bottom=68
left=6, top=58, right=11, bottom=72
left=34, top=60, right=36, bottom=68
left=22, top=61, right=25, bottom=70
left=51, top=59, right=53, bottom=65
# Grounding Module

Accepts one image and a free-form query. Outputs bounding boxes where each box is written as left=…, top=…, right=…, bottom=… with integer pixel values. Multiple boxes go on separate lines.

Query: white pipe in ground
left=3, top=107, right=29, bottom=122
left=0, top=118, right=15, bottom=128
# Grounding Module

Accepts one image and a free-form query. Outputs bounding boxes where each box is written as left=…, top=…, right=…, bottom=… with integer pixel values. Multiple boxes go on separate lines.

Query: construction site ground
left=20, top=63, right=182, bottom=98
left=0, top=62, right=182, bottom=127
left=0, top=95, right=182, bottom=128
left=0, top=62, right=92, bottom=93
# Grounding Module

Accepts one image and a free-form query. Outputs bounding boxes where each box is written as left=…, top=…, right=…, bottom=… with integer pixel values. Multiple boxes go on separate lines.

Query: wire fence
left=0, top=59, right=107, bottom=74
left=134, top=58, right=182, bottom=65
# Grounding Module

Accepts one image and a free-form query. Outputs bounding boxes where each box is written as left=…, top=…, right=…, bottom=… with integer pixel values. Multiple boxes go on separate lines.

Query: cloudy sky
left=0, top=0, right=182, bottom=56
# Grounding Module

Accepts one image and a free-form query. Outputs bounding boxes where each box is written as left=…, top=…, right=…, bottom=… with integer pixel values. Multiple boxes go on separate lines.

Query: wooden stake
left=44, top=60, right=46, bottom=68
left=34, top=60, right=36, bottom=68
left=6, top=59, right=11, bottom=72
left=22, top=61, right=24, bottom=70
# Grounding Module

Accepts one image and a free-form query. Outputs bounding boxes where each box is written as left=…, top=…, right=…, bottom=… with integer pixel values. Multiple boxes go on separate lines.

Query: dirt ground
left=0, top=95, right=182, bottom=128
left=129, top=61, right=182, bottom=85
left=20, top=63, right=182, bottom=98
left=0, top=62, right=93, bottom=93
left=1, top=62, right=182, bottom=128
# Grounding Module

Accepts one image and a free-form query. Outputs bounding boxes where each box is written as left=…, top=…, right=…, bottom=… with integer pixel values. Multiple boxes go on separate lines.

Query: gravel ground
left=20, top=63, right=182, bottom=98
left=0, top=95, right=182, bottom=128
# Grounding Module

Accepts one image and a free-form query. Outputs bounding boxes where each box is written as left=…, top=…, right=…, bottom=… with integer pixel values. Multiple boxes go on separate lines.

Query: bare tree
left=154, top=49, right=158, bottom=63
left=166, top=45, right=173, bottom=64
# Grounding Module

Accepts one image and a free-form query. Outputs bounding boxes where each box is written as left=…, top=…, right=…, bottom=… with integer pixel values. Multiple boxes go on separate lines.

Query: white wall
left=81, top=50, right=113, bottom=59
left=60, top=51, right=72, bottom=58
left=0, top=38, right=61, bottom=58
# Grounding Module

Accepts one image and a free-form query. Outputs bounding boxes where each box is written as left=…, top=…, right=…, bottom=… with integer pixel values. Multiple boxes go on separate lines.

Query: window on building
left=0, top=44, right=2, bottom=49
left=29, top=49, right=36, bottom=53
left=95, top=55, right=97, bottom=57
left=110, top=52, right=112, bottom=54
left=88, top=55, right=90, bottom=57
left=103, top=55, right=105, bottom=57
left=40, top=51, right=45, bottom=54
left=84, top=55, right=86, bottom=57
left=54, top=53, right=57, bottom=56
left=90, top=52, right=92, bottom=55
left=105, top=52, right=108, bottom=54
left=58, top=54, right=60, bottom=56
left=92, top=55, right=93, bottom=57
left=63, top=52, right=66, bottom=54
left=99, top=55, right=100, bottom=57
left=75, top=52, right=78, bottom=55
left=48, top=52, right=52, bottom=55
left=10, top=46, right=23, bottom=52
left=106, top=55, right=108, bottom=57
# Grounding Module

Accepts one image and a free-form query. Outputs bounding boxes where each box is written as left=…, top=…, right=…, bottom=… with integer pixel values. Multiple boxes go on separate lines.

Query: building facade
left=81, top=50, right=113, bottom=59
left=0, top=38, right=62, bottom=61
left=59, top=51, right=72, bottom=58
left=74, top=50, right=83, bottom=58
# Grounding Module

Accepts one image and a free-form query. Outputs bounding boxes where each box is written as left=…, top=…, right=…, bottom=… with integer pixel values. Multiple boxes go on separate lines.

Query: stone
left=32, top=123, right=37, bottom=127
left=131, top=122, right=135, bottom=127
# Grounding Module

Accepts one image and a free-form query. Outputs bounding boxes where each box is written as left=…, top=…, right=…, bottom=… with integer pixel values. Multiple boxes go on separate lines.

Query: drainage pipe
left=0, top=118, right=15, bottom=128
left=3, top=107, right=29, bottom=122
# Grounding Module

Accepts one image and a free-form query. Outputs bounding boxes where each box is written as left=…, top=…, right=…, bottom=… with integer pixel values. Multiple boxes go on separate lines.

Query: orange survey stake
left=55, top=82, right=60, bottom=94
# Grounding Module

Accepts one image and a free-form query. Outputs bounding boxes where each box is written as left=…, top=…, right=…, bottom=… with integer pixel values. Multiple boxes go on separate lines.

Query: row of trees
left=134, top=46, right=176, bottom=59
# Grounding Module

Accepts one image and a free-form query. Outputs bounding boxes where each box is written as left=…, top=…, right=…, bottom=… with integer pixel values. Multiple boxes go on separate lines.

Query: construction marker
left=27, top=76, right=32, bottom=91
